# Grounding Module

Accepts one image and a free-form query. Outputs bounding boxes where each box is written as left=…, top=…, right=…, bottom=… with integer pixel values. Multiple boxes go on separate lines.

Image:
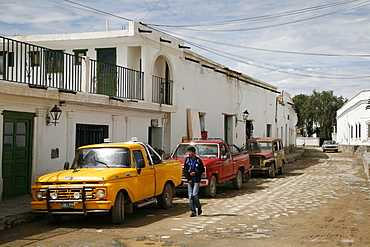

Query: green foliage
left=293, top=90, right=347, bottom=139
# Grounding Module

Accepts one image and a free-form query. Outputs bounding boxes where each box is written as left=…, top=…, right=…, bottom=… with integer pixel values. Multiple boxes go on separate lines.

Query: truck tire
left=278, top=164, right=284, bottom=175
left=243, top=170, right=251, bottom=183
left=268, top=166, right=276, bottom=178
left=232, top=169, right=243, bottom=190
left=112, top=191, right=125, bottom=224
left=205, top=175, right=217, bottom=197
left=157, top=182, right=173, bottom=209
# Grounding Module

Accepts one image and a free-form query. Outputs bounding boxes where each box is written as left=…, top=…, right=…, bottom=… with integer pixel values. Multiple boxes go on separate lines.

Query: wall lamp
left=236, top=110, right=249, bottom=124
left=46, top=105, right=62, bottom=126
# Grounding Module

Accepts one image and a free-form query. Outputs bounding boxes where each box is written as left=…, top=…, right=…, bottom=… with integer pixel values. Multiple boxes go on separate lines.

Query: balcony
left=0, top=36, right=144, bottom=101
left=152, top=75, right=173, bottom=105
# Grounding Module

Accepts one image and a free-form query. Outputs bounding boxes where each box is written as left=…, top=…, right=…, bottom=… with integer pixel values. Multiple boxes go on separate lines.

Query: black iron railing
left=89, top=59, right=144, bottom=100
left=0, top=36, right=82, bottom=91
left=152, top=75, right=173, bottom=105
left=0, top=36, right=145, bottom=101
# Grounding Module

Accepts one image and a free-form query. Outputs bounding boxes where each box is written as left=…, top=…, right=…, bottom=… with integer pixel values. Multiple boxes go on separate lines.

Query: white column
left=34, top=108, right=47, bottom=181
left=66, top=111, right=75, bottom=162
left=112, top=115, right=118, bottom=142
left=81, top=56, right=91, bottom=93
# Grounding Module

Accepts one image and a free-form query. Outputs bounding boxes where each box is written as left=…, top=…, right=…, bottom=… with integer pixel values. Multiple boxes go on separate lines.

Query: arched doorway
left=152, top=56, right=173, bottom=105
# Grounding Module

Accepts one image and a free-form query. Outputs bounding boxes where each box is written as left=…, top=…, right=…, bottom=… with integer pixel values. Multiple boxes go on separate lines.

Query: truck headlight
left=73, top=192, right=80, bottom=199
left=96, top=189, right=105, bottom=198
left=50, top=192, right=58, bottom=200
left=36, top=191, right=43, bottom=200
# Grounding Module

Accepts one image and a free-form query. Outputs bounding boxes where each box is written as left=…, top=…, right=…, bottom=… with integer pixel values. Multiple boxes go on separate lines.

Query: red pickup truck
left=171, top=138, right=251, bottom=197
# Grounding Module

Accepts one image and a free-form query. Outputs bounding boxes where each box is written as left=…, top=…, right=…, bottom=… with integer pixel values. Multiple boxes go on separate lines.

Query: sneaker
left=190, top=213, right=197, bottom=217
left=198, top=209, right=202, bottom=215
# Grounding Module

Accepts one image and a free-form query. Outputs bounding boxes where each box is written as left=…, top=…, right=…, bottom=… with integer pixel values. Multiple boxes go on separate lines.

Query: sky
left=0, top=0, right=369, bottom=99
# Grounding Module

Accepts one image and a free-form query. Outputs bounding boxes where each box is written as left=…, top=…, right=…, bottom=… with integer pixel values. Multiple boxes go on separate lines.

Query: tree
left=293, top=90, right=347, bottom=139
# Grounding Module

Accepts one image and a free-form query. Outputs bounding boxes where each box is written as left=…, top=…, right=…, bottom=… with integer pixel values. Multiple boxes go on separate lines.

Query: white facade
left=0, top=21, right=297, bottom=199
left=337, top=90, right=370, bottom=145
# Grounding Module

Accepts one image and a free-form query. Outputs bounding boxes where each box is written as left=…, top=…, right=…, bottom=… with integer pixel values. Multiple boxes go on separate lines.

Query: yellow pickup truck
left=30, top=141, right=182, bottom=224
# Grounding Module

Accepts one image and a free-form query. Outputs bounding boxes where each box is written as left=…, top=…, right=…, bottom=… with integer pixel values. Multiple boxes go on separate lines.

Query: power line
left=140, top=0, right=162, bottom=22
left=63, top=0, right=133, bottom=21
left=165, top=33, right=370, bottom=79
left=151, top=27, right=370, bottom=58
left=48, top=1, right=369, bottom=79
left=147, top=0, right=366, bottom=28
left=146, top=1, right=370, bottom=32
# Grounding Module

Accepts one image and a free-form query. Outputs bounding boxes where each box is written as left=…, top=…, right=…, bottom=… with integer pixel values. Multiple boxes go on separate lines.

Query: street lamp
left=236, top=109, right=249, bottom=125
left=46, top=105, right=62, bottom=126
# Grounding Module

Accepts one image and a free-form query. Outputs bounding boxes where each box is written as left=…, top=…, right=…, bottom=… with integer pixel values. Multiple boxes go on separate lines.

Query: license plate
left=62, top=202, right=74, bottom=209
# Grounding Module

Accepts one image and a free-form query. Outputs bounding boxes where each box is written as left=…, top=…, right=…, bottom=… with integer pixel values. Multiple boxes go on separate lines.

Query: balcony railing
left=152, top=75, right=173, bottom=105
left=89, top=59, right=144, bottom=100
left=0, top=36, right=144, bottom=101
left=0, top=36, right=82, bottom=91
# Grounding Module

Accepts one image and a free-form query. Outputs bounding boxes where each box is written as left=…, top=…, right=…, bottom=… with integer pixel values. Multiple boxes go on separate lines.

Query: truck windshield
left=246, top=142, right=272, bottom=152
left=72, top=148, right=131, bottom=168
left=172, top=144, right=218, bottom=158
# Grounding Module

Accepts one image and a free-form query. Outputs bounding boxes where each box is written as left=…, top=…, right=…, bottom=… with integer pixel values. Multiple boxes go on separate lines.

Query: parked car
left=243, top=137, right=285, bottom=178
left=30, top=141, right=182, bottom=224
left=322, top=140, right=338, bottom=152
left=171, top=138, right=251, bottom=197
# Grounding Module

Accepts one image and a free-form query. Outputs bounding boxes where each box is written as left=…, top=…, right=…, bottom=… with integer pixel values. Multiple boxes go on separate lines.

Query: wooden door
left=2, top=111, right=34, bottom=198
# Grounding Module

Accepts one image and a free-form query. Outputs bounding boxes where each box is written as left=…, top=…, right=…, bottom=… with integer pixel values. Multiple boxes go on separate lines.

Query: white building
left=337, top=90, right=370, bottom=153
left=0, top=21, right=297, bottom=199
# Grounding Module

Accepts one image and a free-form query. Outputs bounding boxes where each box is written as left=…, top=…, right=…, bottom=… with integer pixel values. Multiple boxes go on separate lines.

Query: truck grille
left=250, top=156, right=263, bottom=167
left=40, top=187, right=96, bottom=201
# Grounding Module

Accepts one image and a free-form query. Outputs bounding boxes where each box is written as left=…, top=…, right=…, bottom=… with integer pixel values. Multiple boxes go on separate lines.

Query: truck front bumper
left=180, top=178, right=209, bottom=187
left=31, top=186, right=113, bottom=215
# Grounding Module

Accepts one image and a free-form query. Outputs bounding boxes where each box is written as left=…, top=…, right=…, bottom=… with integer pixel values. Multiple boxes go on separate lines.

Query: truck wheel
left=233, top=170, right=243, bottom=190
left=112, top=192, right=125, bottom=224
left=157, top=182, right=173, bottom=209
left=278, top=164, right=284, bottom=175
left=243, top=171, right=251, bottom=183
left=48, top=215, right=62, bottom=224
left=205, top=175, right=217, bottom=197
left=268, top=167, right=276, bottom=178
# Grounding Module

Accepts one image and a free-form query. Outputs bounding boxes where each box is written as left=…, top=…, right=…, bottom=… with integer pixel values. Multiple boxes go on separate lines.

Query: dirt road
left=1, top=148, right=369, bottom=247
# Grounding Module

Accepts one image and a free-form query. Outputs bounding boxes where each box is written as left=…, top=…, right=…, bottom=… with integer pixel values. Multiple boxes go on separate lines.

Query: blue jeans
left=188, top=182, right=201, bottom=213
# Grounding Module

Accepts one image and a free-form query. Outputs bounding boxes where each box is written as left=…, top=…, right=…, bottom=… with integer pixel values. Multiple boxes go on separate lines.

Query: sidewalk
left=0, top=148, right=306, bottom=232
left=0, top=194, right=44, bottom=231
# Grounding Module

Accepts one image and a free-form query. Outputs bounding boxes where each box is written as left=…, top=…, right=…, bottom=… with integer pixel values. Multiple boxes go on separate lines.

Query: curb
left=0, top=212, right=46, bottom=231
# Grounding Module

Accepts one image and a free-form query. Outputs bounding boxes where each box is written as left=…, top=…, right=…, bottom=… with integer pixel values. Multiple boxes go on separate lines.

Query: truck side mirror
left=137, top=159, right=145, bottom=168
left=64, top=162, right=70, bottom=170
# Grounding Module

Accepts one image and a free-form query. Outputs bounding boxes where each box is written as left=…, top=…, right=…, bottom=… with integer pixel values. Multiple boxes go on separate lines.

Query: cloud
left=0, top=0, right=369, bottom=99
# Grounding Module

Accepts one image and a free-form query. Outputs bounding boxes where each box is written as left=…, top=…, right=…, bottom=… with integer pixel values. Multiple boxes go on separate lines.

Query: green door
left=2, top=111, right=34, bottom=198
left=96, top=48, right=117, bottom=96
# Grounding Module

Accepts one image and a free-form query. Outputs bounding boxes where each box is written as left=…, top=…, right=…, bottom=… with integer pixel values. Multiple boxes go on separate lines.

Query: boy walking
left=184, top=146, right=205, bottom=217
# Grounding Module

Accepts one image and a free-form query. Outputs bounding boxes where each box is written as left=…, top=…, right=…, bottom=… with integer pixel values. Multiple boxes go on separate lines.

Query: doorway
left=96, top=48, right=117, bottom=96
left=2, top=111, right=34, bottom=198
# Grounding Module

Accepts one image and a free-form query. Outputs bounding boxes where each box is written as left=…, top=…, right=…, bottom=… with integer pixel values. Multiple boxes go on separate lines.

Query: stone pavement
left=0, top=148, right=305, bottom=232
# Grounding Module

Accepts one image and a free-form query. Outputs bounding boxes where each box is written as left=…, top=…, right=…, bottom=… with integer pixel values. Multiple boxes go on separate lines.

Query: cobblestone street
left=1, top=148, right=369, bottom=247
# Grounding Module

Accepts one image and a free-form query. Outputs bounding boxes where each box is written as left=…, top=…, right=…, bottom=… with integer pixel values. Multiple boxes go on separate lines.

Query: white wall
left=1, top=21, right=298, bottom=198
left=337, top=90, right=370, bottom=145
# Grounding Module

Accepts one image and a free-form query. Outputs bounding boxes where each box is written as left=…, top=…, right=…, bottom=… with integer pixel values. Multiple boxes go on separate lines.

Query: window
left=267, top=124, right=272, bottom=137
left=45, top=50, right=63, bottom=73
left=8, top=52, right=14, bottom=67
left=29, top=51, right=40, bottom=67
left=0, top=51, right=4, bottom=74
left=351, top=126, right=353, bottom=139
left=359, top=123, right=361, bottom=138
left=368, top=123, right=370, bottom=138
left=133, top=150, right=145, bottom=168
left=73, top=49, right=87, bottom=65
